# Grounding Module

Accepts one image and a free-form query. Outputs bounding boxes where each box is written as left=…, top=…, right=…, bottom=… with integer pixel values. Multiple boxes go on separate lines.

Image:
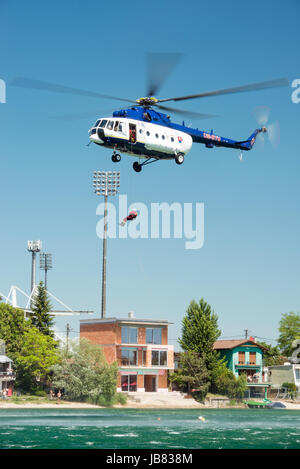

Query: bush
left=92, top=392, right=127, bottom=407
left=282, top=382, right=297, bottom=399
left=51, top=338, right=118, bottom=404
left=211, top=365, right=247, bottom=399
left=33, top=390, right=48, bottom=398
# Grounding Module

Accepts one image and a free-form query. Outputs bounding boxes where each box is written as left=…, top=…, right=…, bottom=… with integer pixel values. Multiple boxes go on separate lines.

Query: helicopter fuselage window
left=99, top=120, right=108, bottom=128
left=114, top=121, right=119, bottom=131
left=146, top=131, right=150, bottom=136
left=107, top=120, right=114, bottom=130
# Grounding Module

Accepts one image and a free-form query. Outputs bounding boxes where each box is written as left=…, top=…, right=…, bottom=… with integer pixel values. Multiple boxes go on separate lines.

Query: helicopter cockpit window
left=99, top=120, right=108, bottom=128
left=94, top=119, right=100, bottom=127
left=107, top=121, right=114, bottom=130
left=114, top=121, right=119, bottom=131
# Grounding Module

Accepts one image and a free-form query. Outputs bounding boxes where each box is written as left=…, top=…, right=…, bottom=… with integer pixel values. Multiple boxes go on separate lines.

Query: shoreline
left=0, top=400, right=300, bottom=410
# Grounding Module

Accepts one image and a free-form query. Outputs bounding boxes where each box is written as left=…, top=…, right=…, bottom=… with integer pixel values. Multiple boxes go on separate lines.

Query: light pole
left=40, top=253, right=53, bottom=290
left=93, top=171, right=120, bottom=318
left=27, top=240, right=42, bottom=307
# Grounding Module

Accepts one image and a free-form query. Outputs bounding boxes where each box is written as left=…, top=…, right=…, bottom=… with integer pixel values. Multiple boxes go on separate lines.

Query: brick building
left=80, top=312, right=174, bottom=392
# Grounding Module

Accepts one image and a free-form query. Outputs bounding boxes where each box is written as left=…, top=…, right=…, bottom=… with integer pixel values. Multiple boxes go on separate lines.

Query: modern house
left=80, top=312, right=174, bottom=392
left=267, top=363, right=300, bottom=394
left=0, top=340, right=16, bottom=394
left=213, top=337, right=269, bottom=398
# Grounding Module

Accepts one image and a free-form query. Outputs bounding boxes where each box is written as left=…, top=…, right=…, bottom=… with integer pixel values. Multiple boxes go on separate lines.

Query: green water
left=0, top=408, right=299, bottom=449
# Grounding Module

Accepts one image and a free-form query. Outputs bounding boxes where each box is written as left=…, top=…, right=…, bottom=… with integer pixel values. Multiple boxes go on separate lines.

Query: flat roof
left=80, top=317, right=173, bottom=326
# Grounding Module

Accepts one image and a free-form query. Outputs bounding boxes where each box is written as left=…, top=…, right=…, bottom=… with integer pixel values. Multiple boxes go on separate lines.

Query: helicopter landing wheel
left=133, top=161, right=142, bottom=173
left=175, top=153, right=184, bottom=165
left=112, top=153, right=121, bottom=163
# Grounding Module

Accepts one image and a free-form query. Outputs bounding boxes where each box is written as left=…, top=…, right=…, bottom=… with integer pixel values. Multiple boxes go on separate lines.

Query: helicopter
left=11, top=54, right=288, bottom=172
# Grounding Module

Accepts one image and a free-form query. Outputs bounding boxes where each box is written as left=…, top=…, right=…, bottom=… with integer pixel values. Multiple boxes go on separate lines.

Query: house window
left=146, top=328, right=162, bottom=344
left=238, top=351, right=245, bottom=364
left=151, top=350, right=167, bottom=366
left=249, top=352, right=256, bottom=365
left=121, top=348, right=137, bottom=366
left=121, top=375, right=137, bottom=392
left=121, top=327, right=137, bottom=344
left=295, top=369, right=300, bottom=381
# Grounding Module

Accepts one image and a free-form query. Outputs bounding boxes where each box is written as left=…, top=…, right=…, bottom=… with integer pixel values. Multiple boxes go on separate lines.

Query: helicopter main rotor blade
left=146, top=52, right=182, bottom=97
left=48, top=108, right=114, bottom=121
left=11, top=77, right=136, bottom=104
left=156, top=104, right=219, bottom=120
left=157, top=77, right=289, bottom=103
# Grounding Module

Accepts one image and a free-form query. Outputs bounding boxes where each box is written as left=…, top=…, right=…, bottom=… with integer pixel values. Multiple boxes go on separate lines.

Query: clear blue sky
left=0, top=0, right=299, bottom=350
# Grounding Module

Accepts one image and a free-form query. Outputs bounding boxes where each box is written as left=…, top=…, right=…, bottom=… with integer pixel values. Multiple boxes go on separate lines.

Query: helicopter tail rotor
left=253, top=105, right=280, bottom=148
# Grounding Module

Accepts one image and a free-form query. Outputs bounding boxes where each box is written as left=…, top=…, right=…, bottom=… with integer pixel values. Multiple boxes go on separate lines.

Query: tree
left=169, top=351, right=210, bottom=402
left=211, top=364, right=247, bottom=399
left=50, top=338, right=118, bottom=404
left=14, top=327, right=60, bottom=392
left=0, top=302, right=31, bottom=359
left=31, top=282, right=55, bottom=337
left=257, top=341, right=286, bottom=366
left=277, top=312, right=300, bottom=357
left=179, top=299, right=221, bottom=373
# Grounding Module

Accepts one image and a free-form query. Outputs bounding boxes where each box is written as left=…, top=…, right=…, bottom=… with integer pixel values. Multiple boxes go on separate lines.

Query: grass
left=9, top=394, right=55, bottom=405
left=7, top=392, right=127, bottom=407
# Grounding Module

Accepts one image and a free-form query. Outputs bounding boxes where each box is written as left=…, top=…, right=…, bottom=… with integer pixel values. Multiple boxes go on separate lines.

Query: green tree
left=31, top=282, right=54, bottom=337
left=211, top=364, right=247, bottom=399
left=277, top=312, right=300, bottom=357
left=257, top=341, right=286, bottom=366
left=51, top=338, right=118, bottom=404
left=14, top=327, right=60, bottom=392
left=0, top=302, right=31, bottom=359
left=179, top=299, right=221, bottom=373
left=169, top=351, right=210, bottom=402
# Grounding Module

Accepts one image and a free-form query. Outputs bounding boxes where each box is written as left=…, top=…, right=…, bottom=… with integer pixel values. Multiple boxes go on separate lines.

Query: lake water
left=0, top=408, right=299, bottom=450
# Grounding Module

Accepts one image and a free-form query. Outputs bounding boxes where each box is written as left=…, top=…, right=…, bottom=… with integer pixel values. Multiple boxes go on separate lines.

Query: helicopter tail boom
left=235, top=127, right=267, bottom=150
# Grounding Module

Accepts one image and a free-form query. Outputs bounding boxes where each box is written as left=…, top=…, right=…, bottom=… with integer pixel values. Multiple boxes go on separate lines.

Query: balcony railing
left=0, top=371, right=16, bottom=380
left=236, top=361, right=258, bottom=366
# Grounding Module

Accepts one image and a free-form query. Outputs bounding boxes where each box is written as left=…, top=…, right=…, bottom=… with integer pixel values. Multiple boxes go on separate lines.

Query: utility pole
left=66, top=323, right=70, bottom=354
left=244, top=329, right=248, bottom=339
left=93, top=171, right=120, bottom=318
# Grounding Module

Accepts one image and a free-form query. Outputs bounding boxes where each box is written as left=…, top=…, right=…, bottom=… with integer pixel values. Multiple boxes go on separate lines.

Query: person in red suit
left=120, top=209, right=138, bottom=226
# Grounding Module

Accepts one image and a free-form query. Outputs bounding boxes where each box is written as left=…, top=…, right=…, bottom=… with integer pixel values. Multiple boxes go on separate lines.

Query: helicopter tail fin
left=236, top=127, right=267, bottom=150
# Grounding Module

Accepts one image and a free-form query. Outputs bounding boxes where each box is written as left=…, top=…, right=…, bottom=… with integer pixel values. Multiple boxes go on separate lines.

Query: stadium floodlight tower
left=40, top=253, right=53, bottom=290
left=27, top=240, right=42, bottom=307
left=93, top=171, right=120, bottom=318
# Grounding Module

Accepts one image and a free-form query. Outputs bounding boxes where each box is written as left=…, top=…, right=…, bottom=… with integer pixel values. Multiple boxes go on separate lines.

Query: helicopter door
left=129, top=123, right=137, bottom=144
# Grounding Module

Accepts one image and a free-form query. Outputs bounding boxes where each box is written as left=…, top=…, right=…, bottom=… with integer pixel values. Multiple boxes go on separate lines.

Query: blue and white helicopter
left=12, top=54, right=288, bottom=172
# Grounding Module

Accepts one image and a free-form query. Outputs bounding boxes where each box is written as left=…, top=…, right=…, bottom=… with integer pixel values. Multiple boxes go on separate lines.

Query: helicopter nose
left=88, top=127, right=104, bottom=144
